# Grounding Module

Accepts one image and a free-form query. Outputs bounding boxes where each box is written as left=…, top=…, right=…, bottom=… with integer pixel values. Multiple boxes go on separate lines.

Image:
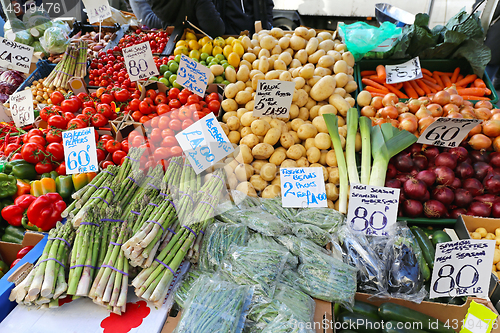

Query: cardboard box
left=0, top=232, right=46, bottom=322
left=161, top=299, right=334, bottom=333
left=355, top=293, right=500, bottom=333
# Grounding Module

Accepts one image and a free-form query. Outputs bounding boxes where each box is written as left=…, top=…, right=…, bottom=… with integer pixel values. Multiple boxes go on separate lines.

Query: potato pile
left=217, top=26, right=359, bottom=208
left=470, top=227, right=500, bottom=278
left=26, top=79, right=68, bottom=107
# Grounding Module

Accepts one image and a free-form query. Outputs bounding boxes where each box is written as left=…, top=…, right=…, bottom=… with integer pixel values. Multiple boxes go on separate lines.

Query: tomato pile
left=96, top=135, right=130, bottom=169
left=118, top=29, right=170, bottom=54
left=88, top=49, right=136, bottom=89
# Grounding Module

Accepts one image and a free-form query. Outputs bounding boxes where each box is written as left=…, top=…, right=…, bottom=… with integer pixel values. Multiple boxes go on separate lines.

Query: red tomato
left=205, top=92, right=220, bottom=103
left=105, top=140, right=122, bottom=153
left=140, top=116, right=150, bottom=123
left=40, top=106, right=58, bottom=121
left=154, top=147, right=170, bottom=160
left=102, top=160, right=115, bottom=169
left=55, top=162, right=66, bottom=175
left=178, top=106, right=192, bottom=120
left=83, top=101, right=94, bottom=108
left=46, top=129, right=62, bottom=143
left=83, top=107, right=97, bottom=116
left=97, top=104, right=113, bottom=118
left=61, top=98, right=80, bottom=113
left=4, top=143, right=20, bottom=156
left=139, top=100, right=153, bottom=114
left=144, top=160, right=155, bottom=169
left=161, top=128, right=175, bottom=138
left=131, top=111, right=143, bottom=122
left=169, top=99, right=181, bottom=109
left=155, top=92, right=168, bottom=105
left=178, top=91, right=189, bottom=105
left=28, top=135, right=46, bottom=147
left=76, top=92, right=90, bottom=102
left=121, top=140, right=129, bottom=153
left=21, top=143, right=45, bottom=164
left=208, top=100, right=221, bottom=113
left=149, top=127, right=162, bottom=143
left=35, top=161, right=53, bottom=174
left=170, top=110, right=179, bottom=119
left=187, top=94, right=200, bottom=105
left=91, top=113, right=108, bottom=127
left=113, top=89, right=130, bottom=102
left=168, top=118, right=182, bottom=131
left=170, top=146, right=183, bottom=156
left=67, top=118, right=87, bottom=130
left=150, top=116, right=160, bottom=128
left=193, top=111, right=205, bottom=120
left=129, top=98, right=141, bottom=111
left=157, top=116, right=169, bottom=130
left=96, top=148, right=106, bottom=162
left=100, top=93, right=114, bottom=104
left=63, top=112, right=76, bottom=121
left=112, top=150, right=127, bottom=164
left=146, top=89, right=157, bottom=100
left=168, top=87, right=180, bottom=99
left=161, top=135, right=177, bottom=147
left=76, top=114, right=90, bottom=124
left=100, top=134, right=114, bottom=142
left=157, top=103, right=171, bottom=115
left=50, top=91, right=64, bottom=105
left=46, top=142, right=64, bottom=162
left=26, top=129, right=43, bottom=140
left=131, top=135, right=144, bottom=147
left=182, top=119, right=194, bottom=130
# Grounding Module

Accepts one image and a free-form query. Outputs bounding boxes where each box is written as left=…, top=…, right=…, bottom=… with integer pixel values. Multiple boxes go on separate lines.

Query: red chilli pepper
left=27, top=193, right=66, bottom=231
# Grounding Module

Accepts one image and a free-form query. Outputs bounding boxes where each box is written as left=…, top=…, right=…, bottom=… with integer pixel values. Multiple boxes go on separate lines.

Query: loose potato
left=476, top=228, right=488, bottom=238
left=327, top=50, right=342, bottom=61
left=268, top=148, right=286, bottom=166
left=251, top=159, right=267, bottom=173
left=326, top=150, right=338, bottom=167
left=355, top=132, right=362, bottom=152
left=305, top=37, right=319, bottom=55
left=335, top=73, right=349, bottom=88
left=345, top=80, right=358, bottom=93
left=211, top=64, right=224, bottom=76
left=220, top=123, right=230, bottom=136
left=235, top=91, right=252, bottom=105
left=270, top=119, right=288, bottom=133
left=246, top=100, right=255, bottom=111
left=280, top=132, right=295, bottom=149
left=281, top=159, right=298, bottom=168
left=240, top=112, right=257, bottom=127
left=294, top=49, right=308, bottom=65
left=307, top=147, right=321, bottom=163
left=236, top=181, right=258, bottom=197
left=487, top=233, right=496, bottom=240
left=304, top=138, right=316, bottom=151
left=228, top=131, right=241, bottom=144
left=305, top=97, right=316, bottom=110
left=278, top=36, right=290, bottom=49
left=335, top=43, right=347, bottom=52
left=240, top=134, right=260, bottom=148
left=235, top=80, right=247, bottom=91
left=225, top=67, right=237, bottom=83
left=225, top=84, right=239, bottom=99
left=226, top=116, right=241, bottom=131
left=329, top=167, right=339, bottom=184
left=291, top=118, right=305, bottom=131
left=260, top=163, right=277, bottom=181
left=471, top=231, right=483, bottom=239
left=290, top=35, right=307, bottom=50
left=309, top=105, right=321, bottom=120
left=319, top=104, right=337, bottom=117
left=308, top=76, right=322, bottom=87
left=249, top=174, right=268, bottom=192
left=310, top=76, right=336, bottom=101
left=271, top=177, right=281, bottom=186
left=329, top=94, right=350, bottom=117
left=495, top=249, right=500, bottom=264
left=314, top=132, right=332, bottom=149
left=222, top=98, right=238, bottom=112
left=296, top=89, right=309, bottom=107
left=289, top=131, right=301, bottom=144
left=297, top=123, right=318, bottom=140
left=326, top=183, right=339, bottom=201
left=235, top=144, right=254, bottom=164
left=258, top=48, right=271, bottom=59
left=251, top=119, right=271, bottom=136
left=252, top=143, right=274, bottom=159
left=333, top=60, right=348, bottom=74
left=292, top=77, right=306, bottom=90
left=318, top=39, right=334, bottom=51
left=260, top=35, right=277, bottom=50
left=312, top=116, right=328, bottom=133
left=222, top=111, right=238, bottom=123
left=297, top=157, right=310, bottom=167
left=342, top=51, right=355, bottom=67
left=289, top=104, right=300, bottom=119
left=314, top=67, right=331, bottom=77
left=299, top=63, right=315, bottom=79
left=278, top=52, right=292, bottom=65
left=236, top=65, right=250, bottom=82
left=263, top=128, right=281, bottom=145
left=240, top=127, right=253, bottom=137
left=287, top=144, right=304, bottom=160
left=243, top=52, right=257, bottom=62
left=318, top=55, right=335, bottom=68
left=235, top=163, right=254, bottom=181
left=262, top=184, right=281, bottom=198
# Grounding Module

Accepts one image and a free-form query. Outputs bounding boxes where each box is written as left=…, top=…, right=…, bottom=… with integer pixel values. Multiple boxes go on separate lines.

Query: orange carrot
left=473, top=78, right=487, bottom=88
left=361, top=70, right=377, bottom=77
left=383, top=83, right=408, bottom=99
left=441, top=74, right=452, bottom=88
left=433, top=72, right=444, bottom=88
left=409, top=80, right=425, bottom=96
left=422, top=79, right=441, bottom=91
left=423, top=74, right=437, bottom=83
left=362, top=78, right=389, bottom=91
left=376, top=65, right=386, bottom=80
left=394, top=83, right=403, bottom=90
left=450, top=67, right=460, bottom=83
left=457, top=74, right=464, bottom=82
left=456, top=74, right=477, bottom=87
left=434, top=71, right=453, bottom=77
left=368, top=75, right=386, bottom=84
left=422, top=68, right=433, bottom=76
left=486, top=88, right=492, bottom=95
left=368, top=92, right=388, bottom=97
left=461, top=95, right=491, bottom=101
left=456, top=88, right=487, bottom=96
left=416, top=79, right=431, bottom=95
left=403, top=81, right=419, bottom=98
left=366, top=86, right=390, bottom=95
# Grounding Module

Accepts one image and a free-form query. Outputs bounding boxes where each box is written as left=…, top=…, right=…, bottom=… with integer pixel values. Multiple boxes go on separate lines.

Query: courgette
left=338, top=312, right=381, bottom=333
left=431, top=231, right=451, bottom=246
left=411, top=226, right=435, bottom=269
left=352, top=300, right=380, bottom=319
left=378, top=303, right=454, bottom=333
left=382, top=321, right=431, bottom=333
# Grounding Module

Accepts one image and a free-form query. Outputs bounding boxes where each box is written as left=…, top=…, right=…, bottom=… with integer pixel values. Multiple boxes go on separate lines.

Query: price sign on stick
left=430, top=239, right=495, bottom=299
left=82, top=0, right=112, bottom=24
left=347, top=184, right=400, bottom=236
left=123, top=42, right=159, bottom=82
left=176, top=54, right=211, bottom=98
left=253, top=80, right=295, bottom=118
left=418, top=117, right=482, bottom=148
left=0, top=37, right=34, bottom=73
left=176, top=113, right=234, bottom=174
left=9, top=89, right=34, bottom=128
left=63, top=127, right=99, bottom=175
left=385, top=57, right=423, bottom=84
left=280, top=168, right=327, bottom=208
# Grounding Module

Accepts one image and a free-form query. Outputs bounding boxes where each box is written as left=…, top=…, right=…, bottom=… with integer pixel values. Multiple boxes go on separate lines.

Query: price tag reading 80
left=418, top=117, right=482, bottom=148
left=62, top=127, right=99, bottom=175
left=122, top=42, right=159, bottom=82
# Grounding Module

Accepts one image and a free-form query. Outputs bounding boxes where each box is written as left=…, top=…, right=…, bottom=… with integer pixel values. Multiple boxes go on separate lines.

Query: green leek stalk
left=346, top=108, right=359, bottom=185
left=323, top=113, right=348, bottom=214
left=359, top=116, right=372, bottom=185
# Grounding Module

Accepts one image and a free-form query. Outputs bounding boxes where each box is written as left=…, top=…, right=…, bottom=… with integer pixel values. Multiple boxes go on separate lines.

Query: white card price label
left=82, top=0, right=112, bottom=24
left=63, top=127, right=99, bottom=175
left=176, top=54, right=211, bottom=98
left=347, top=184, right=400, bottom=236
left=280, top=168, right=327, bottom=208
left=9, top=89, right=34, bottom=127
left=253, top=80, right=295, bottom=118
left=430, top=239, right=495, bottom=299
left=385, top=57, right=423, bottom=84
left=0, top=37, right=34, bottom=73
left=418, top=117, right=482, bottom=148
left=176, top=113, right=234, bottom=174
left=123, top=42, right=159, bottom=82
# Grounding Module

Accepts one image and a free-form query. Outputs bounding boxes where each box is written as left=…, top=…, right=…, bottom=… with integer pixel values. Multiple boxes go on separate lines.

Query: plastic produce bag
left=174, top=275, right=254, bottom=333
left=174, top=269, right=213, bottom=309
left=260, top=197, right=297, bottom=223
left=261, top=305, right=316, bottom=333
left=293, top=208, right=344, bottom=232
left=40, top=26, right=69, bottom=54
left=234, top=207, right=292, bottom=236
left=292, top=223, right=331, bottom=246
left=338, top=21, right=402, bottom=61
left=248, top=234, right=298, bottom=269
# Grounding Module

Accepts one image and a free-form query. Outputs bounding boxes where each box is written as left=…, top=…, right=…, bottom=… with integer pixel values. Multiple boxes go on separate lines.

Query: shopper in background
left=214, top=0, right=274, bottom=35
left=129, top=0, right=163, bottom=29
left=109, top=0, right=131, bottom=12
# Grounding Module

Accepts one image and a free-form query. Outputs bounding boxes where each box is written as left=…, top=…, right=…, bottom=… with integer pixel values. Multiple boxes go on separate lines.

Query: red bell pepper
left=26, top=193, right=66, bottom=231
left=16, top=246, right=33, bottom=259
left=1, top=194, right=36, bottom=227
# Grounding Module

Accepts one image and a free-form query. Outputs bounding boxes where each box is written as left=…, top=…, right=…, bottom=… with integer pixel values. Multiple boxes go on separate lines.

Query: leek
left=359, top=116, right=372, bottom=185
left=369, top=123, right=418, bottom=187
left=323, top=113, right=348, bottom=214
left=346, top=108, right=359, bottom=185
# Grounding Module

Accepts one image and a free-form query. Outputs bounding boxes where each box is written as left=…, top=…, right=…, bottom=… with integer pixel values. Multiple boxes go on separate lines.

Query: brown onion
left=475, top=100, right=493, bottom=109
left=494, top=136, right=500, bottom=152
left=433, top=90, right=451, bottom=106
left=450, top=94, right=464, bottom=106
left=418, top=117, right=435, bottom=132
left=445, top=86, right=458, bottom=95
left=408, top=99, right=428, bottom=113
left=460, top=109, right=476, bottom=119
left=399, top=118, right=418, bottom=133
left=468, top=124, right=482, bottom=138
left=482, top=120, right=500, bottom=137
left=443, top=103, right=459, bottom=115
left=395, top=102, right=409, bottom=114
left=389, top=119, right=400, bottom=128
left=492, top=113, right=500, bottom=121
left=427, top=103, right=443, bottom=117
left=474, top=107, right=492, bottom=120
left=372, top=118, right=387, bottom=126
left=379, top=105, right=398, bottom=119
left=447, top=112, right=463, bottom=119
left=382, top=93, right=398, bottom=107
left=371, top=96, right=383, bottom=110
left=361, top=105, right=376, bottom=117
left=415, top=105, right=432, bottom=120
left=469, top=134, right=492, bottom=150
left=491, top=109, right=500, bottom=115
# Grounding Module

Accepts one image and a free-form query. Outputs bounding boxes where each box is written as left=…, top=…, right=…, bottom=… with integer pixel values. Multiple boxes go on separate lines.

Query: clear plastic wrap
left=260, top=305, right=316, bottom=333
left=292, top=223, right=331, bottom=246
left=273, top=283, right=315, bottom=324
left=247, top=234, right=298, bottom=269
left=293, top=208, right=344, bottom=232
left=174, top=275, right=254, bottom=333
left=40, top=26, right=69, bottom=54
left=235, top=207, right=292, bottom=236
left=260, top=197, right=297, bottom=223
left=174, top=268, right=213, bottom=309
left=275, top=235, right=301, bottom=256
left=232, top=190, right=261, bottom=209
left=199, top=223, right=250, bottom=272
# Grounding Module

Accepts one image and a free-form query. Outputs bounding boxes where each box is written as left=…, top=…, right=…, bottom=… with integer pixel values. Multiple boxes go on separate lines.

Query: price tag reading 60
left=418, top=117, right=482, bottom=148
left=62, top=127, right=99, bottom=175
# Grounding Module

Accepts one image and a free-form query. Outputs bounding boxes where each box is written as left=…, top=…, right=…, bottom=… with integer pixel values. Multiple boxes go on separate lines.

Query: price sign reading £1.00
left=82, top=0, right=112, bottom=24
left=347, top=184, right=400, bottom=236
left=62, top=127, right=99, bottom=175
left=122, top=42, right=159, bottom=82
left=430, top=239, right=495, bottom=299
left=253, top=80, right=295, bottom=118
left=280, top=168, right=327, bottom=208
left=385, top=57, right=423, bottom=84
left=418, top=117, right=482, bottom=148
left=176, top=54, right=211, bottom=98
left=0, top=37, right=34, bottom=74
left=176, top=113, right=234, bottom=174
left=9, top=89, right=34, bottom=128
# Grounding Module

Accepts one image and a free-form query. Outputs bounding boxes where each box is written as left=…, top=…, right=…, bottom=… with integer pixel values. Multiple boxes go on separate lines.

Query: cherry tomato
left=46, top=142, right=64, bottom=162
left=170, top=110, right=179, bottom=119
left=150, top=116, right=160, bottom=128
left=205, top=92, right=220, bottom=103
left=121, top=140, right=129, bottom=153
left=63, top=112, right=76, bottom=121
left=182, top=119, right=194, bottom=130
left=193, top=111, right=205, bottom=120
left=76, top=114, right=90, bottom=124
left=140, top=116, right=150, bottom=123
left=168, top=118, right=182, bottom=131
left=50, top=91, right=64, bottom=105
left=169, top=99, right=181, bottom=109
left=112, top=150, right=127, bottom=164
left=77, top=92, right=90, bottom=102
left=40, top=106, right=58, bottom=121
left=161, top=128, right=174, bottom=138
left=10, top=259, right=21, bottom=269
left=102, top=160, right=115, bottom=169
left=178, top=91, right=189, bottom=105
left=35, top=161, right=53, bottom=174
left=96, top=148, right=106, bottom=162
left=105, top=140, right=122, bottom=153
left=16, top=246, right=34, bottom=259
left=168, top=88, right=180, bottom=99
left=54, top=162, right=66, bottom=175
left=131, top=135, right=144, bottom=147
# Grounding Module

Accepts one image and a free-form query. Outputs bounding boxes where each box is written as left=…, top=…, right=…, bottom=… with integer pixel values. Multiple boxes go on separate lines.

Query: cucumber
left=382, top=321, right=431, bottom=333
left=338, top=312, right=381, bottom=333
left=378, top=303, right=454, bottom=333
left=431, top=231, right=451, bottom=246
left=411, top=226, right=435, bottom=269
left=352, top=300, right=380, bottom=319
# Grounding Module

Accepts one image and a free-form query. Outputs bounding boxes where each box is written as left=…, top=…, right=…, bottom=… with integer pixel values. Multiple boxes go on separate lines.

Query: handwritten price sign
left=280, top=167, right=327, bottom=208
left=385, top=57, right=423, bottom=84
left=0, top=37, right=33, bottom=73
left=9, top=89, right=34, bottom=127
left=176, top=54, right=211, bottom=98
left=122, top=42, right=159, bottom=82
left=430, top=239, right=495, bottom=299
left=253, top=80, right=295, bottom=118
left=347, top=184, right=400, bottom=236
left=418, top=117, right=482, bottom=148
left=82, top=0, right=112, bottom=24
left=62, top=127, right=98, bottom=175
left=176, top=113, right=234, bottom=174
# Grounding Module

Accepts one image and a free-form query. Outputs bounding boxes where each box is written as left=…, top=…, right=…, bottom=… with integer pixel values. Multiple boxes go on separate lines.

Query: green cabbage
left=40, top=26, right=69, bottom=54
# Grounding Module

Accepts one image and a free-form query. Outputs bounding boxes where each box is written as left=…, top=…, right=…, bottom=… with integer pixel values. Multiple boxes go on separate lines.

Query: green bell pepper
left=41, top=171, right=59, bottom=180
left=55, top=175, right=74, bottom=199
left=6, top=160, right=37, bottom=180
left=0, top=173, right=17, bottom=199
left=1, top=225, right=24, bottom=244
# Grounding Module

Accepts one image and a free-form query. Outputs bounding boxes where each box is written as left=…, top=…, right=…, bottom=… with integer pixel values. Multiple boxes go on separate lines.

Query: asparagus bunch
left=75, top=40, right=88, bottom=78
left=43, top=44, right=73, bottom=88
left=132, top=170, right=225, bottom=307
left=43, top=42, right=88, bottom=88
left=162, top=156, right=183, bottom=193
left=173, top=159, right=201, bottom=224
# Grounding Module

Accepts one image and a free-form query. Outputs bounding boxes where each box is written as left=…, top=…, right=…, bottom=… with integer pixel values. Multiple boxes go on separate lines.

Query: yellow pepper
left=72, top=172, right=97, bottom=191
left=30, top=178, right=57, bottom=197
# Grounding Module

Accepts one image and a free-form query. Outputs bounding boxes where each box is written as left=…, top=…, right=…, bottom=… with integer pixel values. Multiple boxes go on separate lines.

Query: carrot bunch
left=360, top=65, right=492, bottom=101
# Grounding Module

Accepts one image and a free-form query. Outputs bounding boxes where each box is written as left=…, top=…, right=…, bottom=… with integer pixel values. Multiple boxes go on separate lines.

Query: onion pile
left=387, top=144, right=500, bottom=219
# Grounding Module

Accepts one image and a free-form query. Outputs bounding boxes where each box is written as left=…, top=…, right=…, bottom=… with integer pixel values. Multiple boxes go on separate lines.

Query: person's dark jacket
left=214, top=0, right=273, bottom=35
left=484, top=3, right=500, bottom=66
left=149, top=0, right=224, bottom=38
left=129, top=0, right=163, bottom=29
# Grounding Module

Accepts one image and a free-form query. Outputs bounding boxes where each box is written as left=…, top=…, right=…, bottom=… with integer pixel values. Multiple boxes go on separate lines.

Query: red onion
left=394, top=153, right=414, bottom=172
left=464, top=158, right=473, bottom=165
left=455, top=162, right=474, bottom=179
left=454, top=189, right=473, bottom=207
left=473, top=194, right=500, bottom=206
left=489, top=152, right=500, bottom=168
left=450, top=178, right=461, bottom=189
left=403, top=178, right=428, bottom=200
left=434, top=166, right=455, bottom=186
left=483, top=172, right=500, bottom=195
left=467, top=201, right=491, bottom=217
left=413, top=155, right=428, bottom=171
left=449, top=147, right=468, bottom=162
left=432, top=186, right=455, bottom=206
left=424, top=200, right=447, bottom=218
left=473, top=162, right=493, bottom=181
left=403, top=200, right=423, bottom=217
left=422, top=190, right=430, bottom=202
left=416, top=170, right=436, bottom=187
left=470, top=150, right=489, bottom=163
left=423, top=146, right=440, bottom=161
left=463, top=178, right=484, bottom=196
left=385, top=179, right=402, bottom=189
left=395, top=173, right=411, bottom=183
left=492, top=202, right=500, bottom=218
left=387, top=163, right=397, bottom=179
left=407, top=143, right=423, bottom=155
left=435, top=152, right=458, bottom=169
left=450, top=208, right=467, bottom=219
